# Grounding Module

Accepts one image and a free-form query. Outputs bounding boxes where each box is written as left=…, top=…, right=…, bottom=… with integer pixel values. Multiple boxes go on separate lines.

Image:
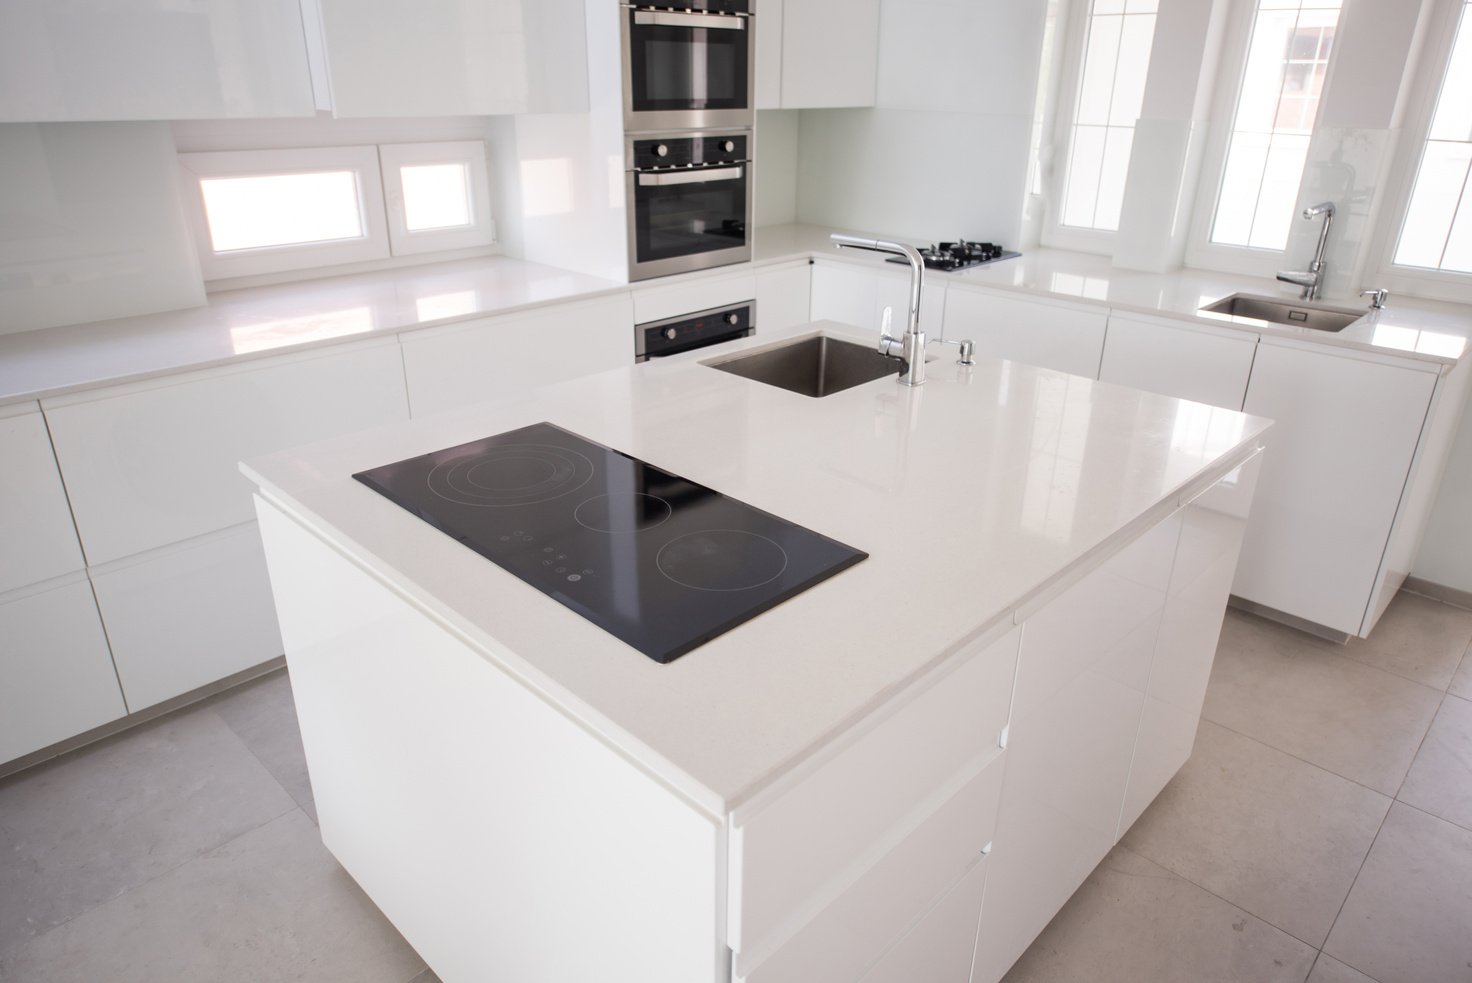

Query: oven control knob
left=725, top=313, right=739, bottom=325
left=723, top=140, right=735, bottom=153
left=655, top=144, right=668, bottom=158
left=663, top=327, right=678, bottom=341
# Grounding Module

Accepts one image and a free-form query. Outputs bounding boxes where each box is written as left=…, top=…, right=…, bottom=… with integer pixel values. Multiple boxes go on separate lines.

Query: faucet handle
left=877, top=306, right=904, bottom=358
left=1359, top=288, right=1389, bottom=310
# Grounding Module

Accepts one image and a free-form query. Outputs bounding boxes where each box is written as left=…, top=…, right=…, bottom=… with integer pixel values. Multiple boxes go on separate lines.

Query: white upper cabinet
left=0, top=403, right=85, bottom=594
left=1099, top=314, right=1258, bottom=410
left=0, top=0, right=316, bottom=121
left=776, top=0, right=879, bottom=108
left=313, top=0, right=589, bottom=117
left=943, top=286, right=1107, bottom=379
left=755, top=0, right=785, bottom=110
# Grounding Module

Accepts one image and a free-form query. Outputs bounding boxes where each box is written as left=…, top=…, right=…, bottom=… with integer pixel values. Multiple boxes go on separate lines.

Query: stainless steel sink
left=1199, top=293, right=1364, bottom=332
left=703, top=334, right=902, bottom=397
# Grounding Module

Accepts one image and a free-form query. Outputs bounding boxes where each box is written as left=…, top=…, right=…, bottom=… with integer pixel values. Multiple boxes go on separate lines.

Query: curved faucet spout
left=831, top=233, right=928, bottom=385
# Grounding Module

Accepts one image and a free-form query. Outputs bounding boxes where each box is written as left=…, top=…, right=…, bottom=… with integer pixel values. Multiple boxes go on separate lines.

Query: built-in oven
left=635, top=300, right=754, bottom=362
left=626, top=131, right=752, bottom=281
left=621, top=0, right=754, bottom=131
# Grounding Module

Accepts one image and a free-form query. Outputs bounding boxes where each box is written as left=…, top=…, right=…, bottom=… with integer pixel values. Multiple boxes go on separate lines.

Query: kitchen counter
left=4, top=224, right=1467, bottom=407
left=244, top=319, right=1270, bottom=813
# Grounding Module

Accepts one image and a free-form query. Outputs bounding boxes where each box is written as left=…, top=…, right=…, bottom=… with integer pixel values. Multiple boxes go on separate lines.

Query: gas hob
left=886, top=240, right=1021, bottom=272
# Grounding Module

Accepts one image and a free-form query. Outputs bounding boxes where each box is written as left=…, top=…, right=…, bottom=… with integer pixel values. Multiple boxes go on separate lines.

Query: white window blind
left=1393, top=0, right=1472, bottom=273
left=1210, top=0, right=1342, bottom=250
left=1060, top=0, right=1158, bottom=232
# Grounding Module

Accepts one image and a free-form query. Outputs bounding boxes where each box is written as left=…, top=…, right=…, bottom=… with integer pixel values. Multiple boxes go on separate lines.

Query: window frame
left=1369, top=0, right=1472, bottom=304
left=378, top=140, right=496, bottom=257
left=1184, top=0, right=1344, bottom=278
left=177, top=145, right=391, bottom=280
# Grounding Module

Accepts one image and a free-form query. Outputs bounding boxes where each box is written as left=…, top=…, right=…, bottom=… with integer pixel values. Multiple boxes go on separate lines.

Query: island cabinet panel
left=0, top=574, right=125, bottom=764
left=755, top=262, right=813, bottom=333
left=90, top=524, right=282, bottom=712
left=736, top=755, right=1004, bottom=983
left=255, top=499, right=720, bottom=983
left=42, top=339, right=409, bottom=567
left=1120, top=452, right=1262, bottom=833
left=779, top=0, right=880, bottom=108
left=809, top=261, right=947, bottom=338
left=0, top=402, right=85, bottom=595
left=974, top=514, right=1183, bottom=983
left=1098, top=313, right=1258, bottom=410
left=1233, top=341, right=1438, bottom=636
left=728, top=624, right=1019, bottom=967
left=859, top=856, right=989, bottom=983
left=942, top=287, right=1108, bottom=379
left=401, top=294, right=635, bottom=419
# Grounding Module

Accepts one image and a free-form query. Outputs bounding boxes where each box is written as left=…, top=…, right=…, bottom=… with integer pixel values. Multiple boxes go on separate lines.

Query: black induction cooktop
left=353, top=423, right=867, bottom=664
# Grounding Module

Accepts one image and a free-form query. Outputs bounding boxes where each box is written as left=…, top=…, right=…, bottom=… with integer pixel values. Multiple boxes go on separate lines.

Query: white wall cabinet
left=1099, top=313, right=1258, bottom=410
left=0, top=574, right=125, bottom=762
left=755, top=262, right=813, bottom=333
left=43, top=339, right=409, bottom=567
left=779, top=0, right=880, bottom=108
left=0, top=0, right=316, bottom=121
left=755, top=0, right=786, bottom=110
left=0, top=403, right=85, bottom=595
left=943, top=286, right=1108, bottom=379
left=312, top=0, right=588, bottom=117
left=401, top=294, right=635, bottom=419
left=809, top=261, right=946, bottom=339
left=1234, top=341, right=1439, bottom=636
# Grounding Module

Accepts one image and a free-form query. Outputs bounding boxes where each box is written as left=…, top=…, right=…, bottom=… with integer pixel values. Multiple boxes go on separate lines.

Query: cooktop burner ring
left=427, top=443, right=595, bottom=508
left=574, top=492, right=674, bottom=534
left=656, top=529, right=790, bottom=593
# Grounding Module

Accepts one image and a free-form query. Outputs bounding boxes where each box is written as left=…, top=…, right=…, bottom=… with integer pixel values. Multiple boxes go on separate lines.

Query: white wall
left=793, top=0, right=1048, bottom=245
left=0, top=122, right=206, bottom=335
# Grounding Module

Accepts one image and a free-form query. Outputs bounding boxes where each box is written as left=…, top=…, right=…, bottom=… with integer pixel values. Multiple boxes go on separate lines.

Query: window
left=1059, top=0, right=1159, bottom=232
left=1210, top=0, right=1342, bottom=250
left=179, top=142, right=494, bottom=280
left=1392, top=0, right=1472, bottom=273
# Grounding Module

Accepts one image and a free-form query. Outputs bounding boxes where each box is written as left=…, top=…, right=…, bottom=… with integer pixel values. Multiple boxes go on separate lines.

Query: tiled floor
left=1, top=591, right=1469, bottom=982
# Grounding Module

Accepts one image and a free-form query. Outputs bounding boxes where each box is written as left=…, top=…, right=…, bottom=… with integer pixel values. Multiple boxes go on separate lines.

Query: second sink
left=1200, top=293, right=1363, bottom=332
left=703, top=334, right=902, bottom=397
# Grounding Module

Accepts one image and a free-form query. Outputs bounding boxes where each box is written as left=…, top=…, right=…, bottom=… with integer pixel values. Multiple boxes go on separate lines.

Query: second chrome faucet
left=1277, top=201, right=1336, bottom=301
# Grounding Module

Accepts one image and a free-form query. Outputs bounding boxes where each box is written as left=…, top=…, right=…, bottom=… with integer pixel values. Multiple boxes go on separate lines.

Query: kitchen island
left=243, top=320, right=1271, bottom=983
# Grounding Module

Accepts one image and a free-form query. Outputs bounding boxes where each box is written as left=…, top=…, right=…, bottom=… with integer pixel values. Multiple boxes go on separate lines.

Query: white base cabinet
left=809, top=261, right=947, bottom=339
left=860, top=857, right=988, bottom=983
left=0, top=575, right=124, bottom=762
left=755, top=262, right=813, bottom=333
left=0, top=403, right=85, bottom=596
left=943, top=286, right=1108, bottom=379
left=1099, top=313, right=1258, bottom=410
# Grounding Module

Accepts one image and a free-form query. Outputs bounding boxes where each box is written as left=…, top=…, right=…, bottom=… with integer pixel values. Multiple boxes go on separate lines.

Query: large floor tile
left=1340, top=592, right=1472, bottom=690
left=0, top=810, right=425, bottom=983
left=1121, top=720, right=1389, bottom=946
left=1000, top=846, right=1317, bottom=983
left=0, top=707, right=295, bottom=954
left=1451, top=648, right=1472, bottom=701
left=1203, top=611, right=1442, bottom=793
left=1308, top=953, right=1380, bottom=983
left=1324, top=802, right=1472, bottom=983
left=211, top=669, right=317, bottom=823
left=1397, top=694, right=1472, bottom=831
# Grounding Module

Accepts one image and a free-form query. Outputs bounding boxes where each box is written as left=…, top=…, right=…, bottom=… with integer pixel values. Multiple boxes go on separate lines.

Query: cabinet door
left=43, top=340, right=409, bottom=567
left=401, top=294, right=635, bottom=419
left=861, top=857, right=988, bottom=983
left=1234, top=342, right=1437, bottom=635
left=944, top=287, right=1107, bottom=378
left=91, top=523, right=282, bottom=711
left=809, top=262, right=945, bottom=338
left=0, top=575, right=125, bottom=763
left=633, top=274, right=756, bottom=326
left=755, top=262, right=812, bottom=333
left=1099, top=314, right=1258, bottom=410
left=755, top=0, right=784, bottom=110
left=0, top=0, right=315, bottom=121
left=0, top=403, right=84, bottom=594
left=975, top=515, right=1182, bottom=983
left=780, top=0, right=880, bottom=108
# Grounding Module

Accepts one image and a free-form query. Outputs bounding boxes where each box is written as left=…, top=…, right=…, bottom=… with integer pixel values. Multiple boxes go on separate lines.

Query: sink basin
left=703, top=334, right=901, bottom=397
left=1199, top=293, right=1363, bottom=332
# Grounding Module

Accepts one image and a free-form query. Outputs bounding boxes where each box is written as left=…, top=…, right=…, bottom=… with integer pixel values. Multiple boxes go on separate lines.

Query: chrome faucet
left=1277, top=202, right=1336, bottom=301
left=829, top=233, right=974, bottom=386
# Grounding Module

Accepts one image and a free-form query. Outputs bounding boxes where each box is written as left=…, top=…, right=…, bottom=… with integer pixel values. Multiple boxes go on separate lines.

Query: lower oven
left=627, top=131, right=752, bottom=281
left=635, top=300, right=754, bottom=363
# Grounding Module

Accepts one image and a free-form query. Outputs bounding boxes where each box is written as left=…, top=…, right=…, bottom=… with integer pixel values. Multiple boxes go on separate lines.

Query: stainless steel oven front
left=626, top=131, right=752, bottom=281
left=620, top=0, right=754, bottom=131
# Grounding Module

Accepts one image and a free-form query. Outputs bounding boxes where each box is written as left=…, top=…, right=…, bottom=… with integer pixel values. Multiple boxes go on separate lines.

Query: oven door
left=622, top=5, right=753, bottom=131
left=628, top=164, right=752, bottom=281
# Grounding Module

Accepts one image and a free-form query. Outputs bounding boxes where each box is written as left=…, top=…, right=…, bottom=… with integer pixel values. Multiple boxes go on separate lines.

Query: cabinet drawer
left=730, top=625, right=1019, bottom=959
left=1098, top=314, right=1257, bottom=410
left=861, top=854, right=989, bottom=983
left=738, top=753, right=1004, bottom=983
left=943, top=287, right=1107, bottom=378
left=0, top=403, right=85, bottom=593
left=633, top=273, right=755, bottom=325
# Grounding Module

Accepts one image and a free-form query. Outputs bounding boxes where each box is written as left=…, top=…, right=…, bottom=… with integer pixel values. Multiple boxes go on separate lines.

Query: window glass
left=200, top=172, right=364, bottom=252
left=1394, top=0, right=1472, bottom=273
left=1210, top=0, right=1342, bottom=250
left=401, top=163, right=473, bottom=231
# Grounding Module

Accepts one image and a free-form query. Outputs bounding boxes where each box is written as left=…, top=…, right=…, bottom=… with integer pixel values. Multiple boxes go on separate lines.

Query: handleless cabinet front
left=1099, top=314, right=1258, bottom=410
left=809, top=261, right=946, bottom=338
left=943, top=286, right=1107, bottom=379
left=0, top=402, right=85, bottom=593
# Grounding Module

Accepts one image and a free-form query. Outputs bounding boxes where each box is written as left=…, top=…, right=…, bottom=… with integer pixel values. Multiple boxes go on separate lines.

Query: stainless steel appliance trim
left=637, top=165, right=744, bottom=186
left=620, top=3, right=756, bottom=132
left=635, top=300, right=756, bottom=362
left=625, top=132, right=754, bottom=281
left=633, top=10, right=747, bottom=29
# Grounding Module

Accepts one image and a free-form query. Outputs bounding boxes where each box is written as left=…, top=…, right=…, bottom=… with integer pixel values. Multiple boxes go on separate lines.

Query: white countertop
left=2, top=224, right=1468, bottom=408
left=243, top=320, right=1271, bottom=815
